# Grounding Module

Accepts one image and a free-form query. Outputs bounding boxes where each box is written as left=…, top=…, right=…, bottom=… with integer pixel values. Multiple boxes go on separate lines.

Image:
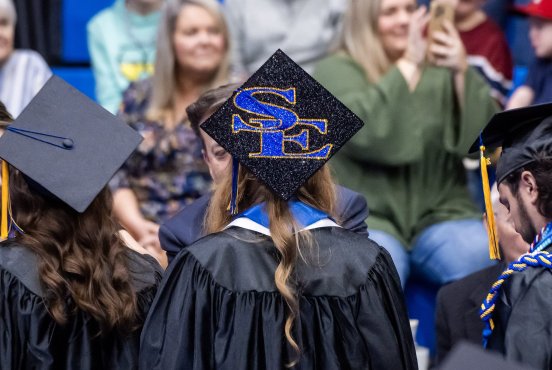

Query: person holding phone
left=314, top=0, right=499, bottom=288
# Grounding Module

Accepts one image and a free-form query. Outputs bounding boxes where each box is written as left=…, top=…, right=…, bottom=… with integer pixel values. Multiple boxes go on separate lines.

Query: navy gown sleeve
left=139, top=250, right=217, bottom=370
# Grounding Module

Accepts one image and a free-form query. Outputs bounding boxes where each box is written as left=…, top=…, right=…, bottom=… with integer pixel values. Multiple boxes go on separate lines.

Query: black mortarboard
left=439, top=342, right=536, bottom=370
left=0, top=75, right=142, bottom=213
left=200, top=49, right=364, bottom=203
left=469, top=102, right=552, bottom=184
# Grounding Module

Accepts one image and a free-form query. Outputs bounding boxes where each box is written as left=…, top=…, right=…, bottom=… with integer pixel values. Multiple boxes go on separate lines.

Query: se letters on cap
left=200, top=49, right=364, bottom=201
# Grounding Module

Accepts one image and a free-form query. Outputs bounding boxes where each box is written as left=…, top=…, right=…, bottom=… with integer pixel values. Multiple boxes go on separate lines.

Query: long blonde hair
left=205, top=164, right=337, bottom=364
left=147, top=0, right=230, bottom=120
left=339, top=0, right=391, bottom=82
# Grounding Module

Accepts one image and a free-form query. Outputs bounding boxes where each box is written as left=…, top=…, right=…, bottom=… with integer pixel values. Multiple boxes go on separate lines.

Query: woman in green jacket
left=314, top=0, right=499, bottom=286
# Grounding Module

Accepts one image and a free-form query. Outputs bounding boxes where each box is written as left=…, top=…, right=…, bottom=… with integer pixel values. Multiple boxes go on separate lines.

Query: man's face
left=494, top=200, right=529, bottom=263
left=499, top=182, right=536, bottom=244
left=199, top=129, right=231, bottom=184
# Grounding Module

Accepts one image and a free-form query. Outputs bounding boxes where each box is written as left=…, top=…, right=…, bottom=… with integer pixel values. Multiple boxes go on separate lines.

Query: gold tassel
left=480, top=145, right=500, bottom=259
left=1, top=161, right=8, bottom=239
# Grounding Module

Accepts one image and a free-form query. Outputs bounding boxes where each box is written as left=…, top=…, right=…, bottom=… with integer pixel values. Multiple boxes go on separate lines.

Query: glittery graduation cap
left=200, top=49, right=364, bottom=212
left=0, top=76, right=142, bottom=238
left=469, top=102, right=552, bottom=259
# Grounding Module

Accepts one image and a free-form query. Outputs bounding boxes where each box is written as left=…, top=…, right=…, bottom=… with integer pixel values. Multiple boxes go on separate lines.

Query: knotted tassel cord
left=480, top=223, right=552, bottom=347
left=480, top=142, right=500, bottom=260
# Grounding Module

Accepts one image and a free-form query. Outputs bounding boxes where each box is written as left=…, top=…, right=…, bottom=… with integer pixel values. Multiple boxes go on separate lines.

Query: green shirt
left=314, top=54, right=499, bottom=248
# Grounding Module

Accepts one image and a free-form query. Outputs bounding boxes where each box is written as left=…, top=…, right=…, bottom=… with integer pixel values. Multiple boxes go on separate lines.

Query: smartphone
left=427, top=1, right=454, bottom=38
left=426, top=1, right=454, bottom=62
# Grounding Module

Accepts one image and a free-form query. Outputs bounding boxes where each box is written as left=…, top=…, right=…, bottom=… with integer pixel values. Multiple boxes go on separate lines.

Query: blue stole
left=237, top=201, right=330, bottom=229
left=531, top=222, right=552, bottom=253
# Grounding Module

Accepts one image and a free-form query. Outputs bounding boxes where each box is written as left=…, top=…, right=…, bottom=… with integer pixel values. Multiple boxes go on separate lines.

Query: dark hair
left=502, top=154, right=552, bottom=219
left=9, top=168, right=139, bottom=335
left=0, top=100, right=13, bottom=128
left=186, top=83, right=241, bottom=136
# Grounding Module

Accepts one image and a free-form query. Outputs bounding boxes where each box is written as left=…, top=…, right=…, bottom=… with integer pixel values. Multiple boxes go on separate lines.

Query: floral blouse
left=111, top=79, right=211, bottom=224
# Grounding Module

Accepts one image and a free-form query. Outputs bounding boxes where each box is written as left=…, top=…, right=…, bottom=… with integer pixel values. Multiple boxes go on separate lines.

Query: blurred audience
left=87, top=0, right=163, bottom=113
left=507, top=0, right=552, bottom=109
left=111, top=0, right=229, bottom=263
left=454, top=0, right=513, bottom=106
left=0, top=0, right=51, bottom=117
left=314, top=0, right=498, bottom=287
left=223, top=0, right=346, bottom=77
left=435, top=187, right=529, bottom=365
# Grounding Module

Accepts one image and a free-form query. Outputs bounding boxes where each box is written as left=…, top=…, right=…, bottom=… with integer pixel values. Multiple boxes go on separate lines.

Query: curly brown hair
left=8, top=168, right=139, bottom=335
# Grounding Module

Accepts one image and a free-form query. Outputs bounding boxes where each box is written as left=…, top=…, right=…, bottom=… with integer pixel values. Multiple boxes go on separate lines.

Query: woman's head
left=149, top=0, right=229, bottom=117
left=341, top=0, right=416, bottom=81
left=9, top=169, right=139, bottom=333
left=0, top=0, right=16, bottom=65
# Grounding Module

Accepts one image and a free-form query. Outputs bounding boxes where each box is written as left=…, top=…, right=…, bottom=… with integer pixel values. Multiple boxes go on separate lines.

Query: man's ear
left=520, top=170, right=539, bottom=204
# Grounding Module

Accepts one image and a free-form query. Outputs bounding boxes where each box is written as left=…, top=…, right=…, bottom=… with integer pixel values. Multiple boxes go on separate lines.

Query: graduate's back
left=0, top=241, right=162, bottom=370
left=140, top=224, right=417, bottom=369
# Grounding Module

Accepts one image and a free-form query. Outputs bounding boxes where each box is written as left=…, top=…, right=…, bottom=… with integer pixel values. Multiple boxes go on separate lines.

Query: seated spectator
left=87, top=0, right=163, bottom=113
left=507, top=0, right=552, bottom=109
left=454, top=0, right=513, bottom=105
left=0, top=77, right=162, bottom=369
left=314, top=0, right=499, bottom=287
left=0, top=0, right=51, bottom=117
left=435, top=186, right=529, bottom=365
left=223, top=0, right=346, bottom=77
left=158, top=84, right=370, bottom=264
left=111, top=0, right=230, bottom=263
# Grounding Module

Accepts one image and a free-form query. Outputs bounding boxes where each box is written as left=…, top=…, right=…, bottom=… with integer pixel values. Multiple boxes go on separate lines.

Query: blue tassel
left=229, top=157, right=239, bottom=215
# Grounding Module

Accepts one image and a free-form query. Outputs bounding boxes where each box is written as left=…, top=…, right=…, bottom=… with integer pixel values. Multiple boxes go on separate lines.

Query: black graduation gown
left=140, top=226, right=417, bottom=370
left=487, top=245, right=552, bottom=369
left=0, top=241, right=163, bottom=370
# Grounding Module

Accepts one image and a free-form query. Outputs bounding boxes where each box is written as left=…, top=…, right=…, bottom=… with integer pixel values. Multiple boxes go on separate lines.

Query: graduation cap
left=200, top=49, right=364, bottom=212
left=439, top=342, right=536, bottom=370
left=469, top=102, right=552, bottom=260
left=0, top=76, right=142, bottom=238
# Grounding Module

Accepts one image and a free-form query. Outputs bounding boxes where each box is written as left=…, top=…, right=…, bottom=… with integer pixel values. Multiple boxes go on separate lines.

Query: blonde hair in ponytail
left=205, top=164, right=337, bottom=365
